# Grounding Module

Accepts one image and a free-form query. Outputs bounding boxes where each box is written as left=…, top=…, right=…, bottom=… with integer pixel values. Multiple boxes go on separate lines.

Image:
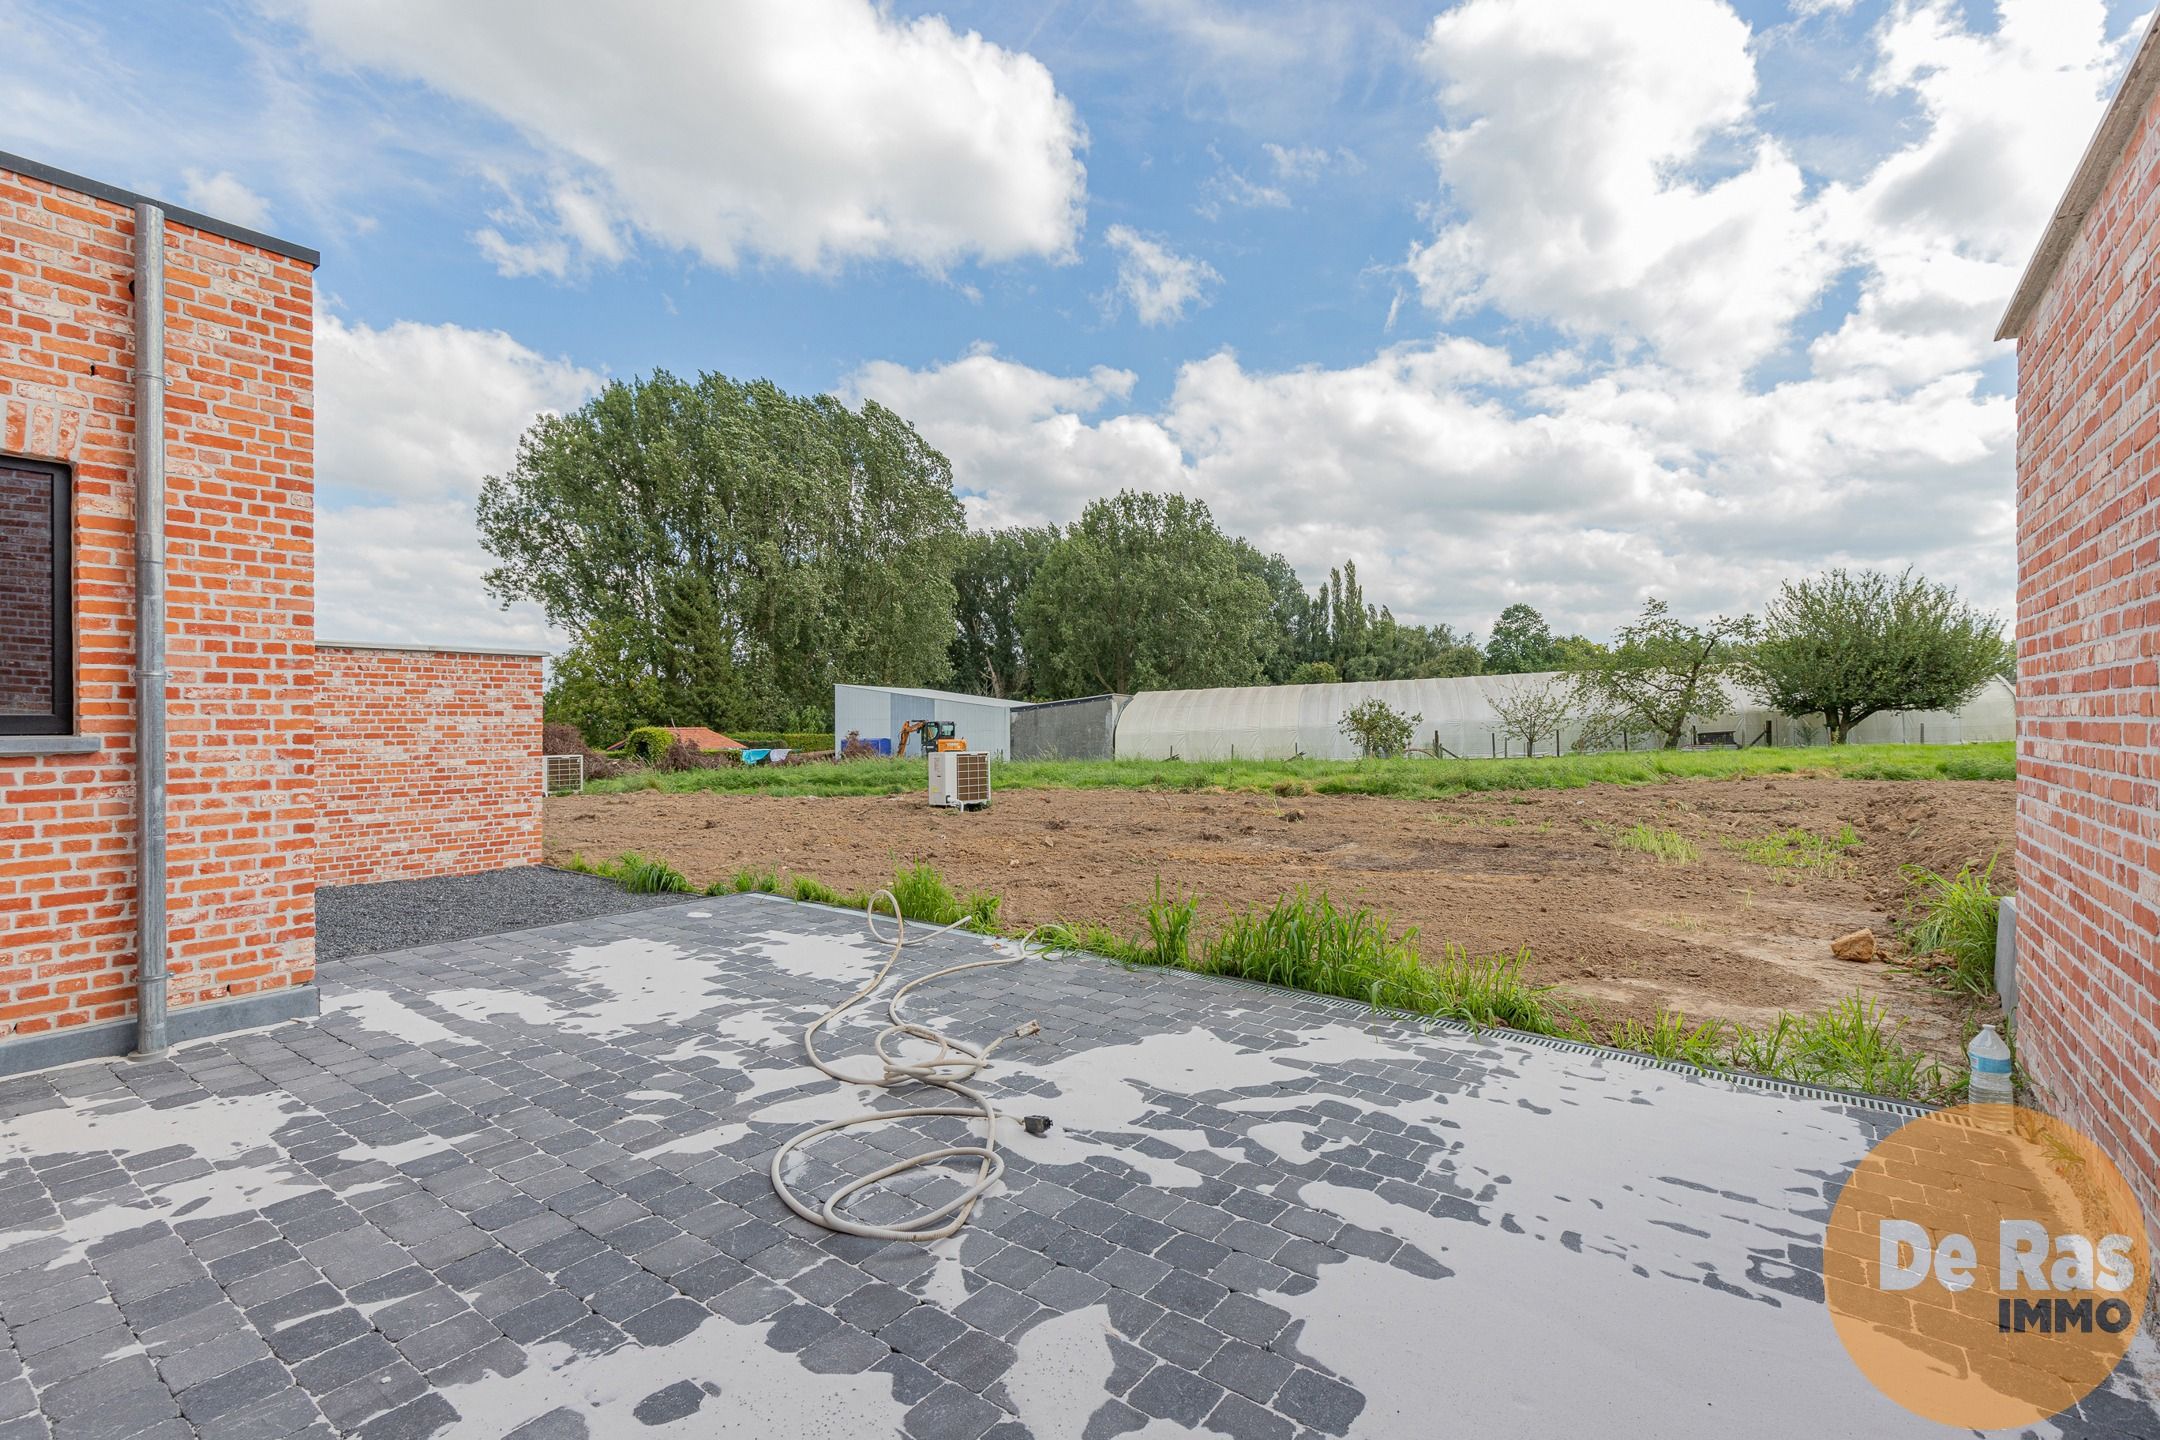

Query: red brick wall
left=0, top=166, right=316, bottom=1041
left=315, top=645, right=544, bottom=887
left=2012, top=80, right=2160, bottom=1235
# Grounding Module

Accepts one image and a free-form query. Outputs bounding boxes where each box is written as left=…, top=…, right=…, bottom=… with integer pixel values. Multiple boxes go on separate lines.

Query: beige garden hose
left=768, top=892, right=1042, bottom=1242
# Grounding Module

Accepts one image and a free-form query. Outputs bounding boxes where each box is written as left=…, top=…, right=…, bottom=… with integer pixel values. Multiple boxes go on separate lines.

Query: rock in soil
left=1831, top=928, right=1878, bottom=962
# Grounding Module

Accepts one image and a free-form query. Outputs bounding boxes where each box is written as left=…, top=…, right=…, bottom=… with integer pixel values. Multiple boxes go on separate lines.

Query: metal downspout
left=133, top=203, right=168, bottom=1059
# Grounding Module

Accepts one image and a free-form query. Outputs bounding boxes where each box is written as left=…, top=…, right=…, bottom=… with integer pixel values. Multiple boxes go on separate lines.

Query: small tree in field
left=1572, top=598, right=1756, bottom=749
left=1746, top=568, right=2005, bottom=743
left=1339, top=698, right=1421, bottom=758
left=1484, top=676, right=1578, bottom=757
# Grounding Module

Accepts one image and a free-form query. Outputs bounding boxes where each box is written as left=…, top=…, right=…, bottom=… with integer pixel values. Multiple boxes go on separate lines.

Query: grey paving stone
left=879, top=1302, right=969, bottom=1361
left=903, top=1382, right=1002, bottom=1440
left=798, top=1323, right=889, bottom=1376
left=1203, top=1390, right=1296, bottom=1440
left=1128, top=1361, right=1224, bottom=1427
left=1271, top=1366, right=1365, bottom=1436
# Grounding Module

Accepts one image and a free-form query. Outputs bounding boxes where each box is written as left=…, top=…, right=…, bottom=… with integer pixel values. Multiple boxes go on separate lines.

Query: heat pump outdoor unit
left=927, top=750, right=991, bottom=811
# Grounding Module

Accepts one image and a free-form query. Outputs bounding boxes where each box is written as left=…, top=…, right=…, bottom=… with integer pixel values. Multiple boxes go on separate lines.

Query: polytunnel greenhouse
left=1110, top=672, right=2015, bottom=762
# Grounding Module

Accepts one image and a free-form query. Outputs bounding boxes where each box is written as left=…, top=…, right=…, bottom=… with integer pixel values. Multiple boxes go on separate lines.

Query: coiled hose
left=768, top=892, right=1042, bottom=1242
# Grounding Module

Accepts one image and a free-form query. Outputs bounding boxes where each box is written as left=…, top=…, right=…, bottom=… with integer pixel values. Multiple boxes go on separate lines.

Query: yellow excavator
left=897, top=719, right=968, bottom=757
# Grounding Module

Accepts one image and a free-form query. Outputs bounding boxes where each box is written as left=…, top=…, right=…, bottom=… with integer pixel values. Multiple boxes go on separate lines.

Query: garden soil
left=544, top=776, right=2011, bottom=1061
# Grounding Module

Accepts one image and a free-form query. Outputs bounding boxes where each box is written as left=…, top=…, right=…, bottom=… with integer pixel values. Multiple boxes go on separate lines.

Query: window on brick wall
left=0, top=459, right=72, bottom=735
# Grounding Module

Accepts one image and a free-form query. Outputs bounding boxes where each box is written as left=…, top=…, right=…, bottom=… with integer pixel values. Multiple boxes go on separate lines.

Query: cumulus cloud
left=314, top=316, right=600, bottom=647
left=286, top=0, right=1087, bottom=276
left=179, top=169, right=272, bottom=230
left=853, top=340, right=2014, bottom=639
left=850, top=347, right=1185, bottom=526
left=1409, top=0, right=1836, bottom=370
left=1104, top=225, right=1222, bottom=325
left=852, top=0, right=2128, bottom=638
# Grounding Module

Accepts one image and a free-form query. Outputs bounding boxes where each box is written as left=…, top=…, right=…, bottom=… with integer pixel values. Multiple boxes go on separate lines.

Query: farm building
left=834, top=683, right=1031, bottom=758
left=1996, top=11, right=2160, bottom=1233
left=1111, top=672, right=2016, bottom=762
left=0, top=153, right=544, bottom=1076
left=1009, top=693, right=1129, bottom=761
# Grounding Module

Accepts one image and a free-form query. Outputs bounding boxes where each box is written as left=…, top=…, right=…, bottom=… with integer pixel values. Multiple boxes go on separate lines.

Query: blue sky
left=4, top=1, right=2150, bottom=648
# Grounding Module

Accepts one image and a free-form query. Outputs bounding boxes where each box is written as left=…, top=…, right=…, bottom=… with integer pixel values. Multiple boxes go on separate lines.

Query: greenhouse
left=1111, top=672, right=2016, bottom=762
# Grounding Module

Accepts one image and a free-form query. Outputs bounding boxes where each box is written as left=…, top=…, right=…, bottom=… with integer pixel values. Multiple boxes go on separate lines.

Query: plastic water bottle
left=1968, top=1025, right=2013, bottom=1106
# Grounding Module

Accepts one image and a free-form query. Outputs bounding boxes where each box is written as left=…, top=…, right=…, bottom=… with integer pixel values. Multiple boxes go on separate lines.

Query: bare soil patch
left=546, top=775, right=2011, bottom=1059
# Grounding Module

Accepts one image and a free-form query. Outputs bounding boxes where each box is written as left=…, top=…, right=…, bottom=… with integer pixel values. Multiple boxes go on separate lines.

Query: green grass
left=1726, top=823, right=1861, bottom=871
left=578, top=741, right=2014, bottom=800
left=1901, top=857, right=2002, bottom=995
left=1614, top=1011, right=1727, bottom=1066
left=568, top=851, right=1960, bottom=1102
left=571, top=851, right=692, bottom=894
left=1046, top=885, right=1572, bottom=1035
left=1617, top=824, right=1697, bottom=862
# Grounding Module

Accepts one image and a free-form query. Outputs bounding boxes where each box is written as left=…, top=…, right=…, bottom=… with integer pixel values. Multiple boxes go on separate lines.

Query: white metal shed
left=833, top=684, right=1030, bottom=759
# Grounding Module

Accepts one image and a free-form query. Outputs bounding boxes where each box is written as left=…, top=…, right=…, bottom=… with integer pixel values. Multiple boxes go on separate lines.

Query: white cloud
left=1104, top=225, right=1221, bottom=325
left=850, top=347, right=1184, bottom=527
left=179, top=169, right=272, bottom=230
left=1264, top=143, right=1356, bottom=181
left=314, top=316, right=600, bottom=647
left=852, top=338, right=2018, bottom=640
left=285, top=0, right=1087, bottom=276
left=1408, top=0, right=1837, bottom=370
left=1807, top=0, right=2134, bottom=379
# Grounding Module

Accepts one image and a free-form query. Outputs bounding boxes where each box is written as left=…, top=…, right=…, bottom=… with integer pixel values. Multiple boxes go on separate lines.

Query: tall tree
left=479, top=372, right=964, bottom=739
left=1233, top=541, right=1311, bottom=684
left=950, top=527, right=1058, bottom=698
left=1020, top=491, right=1273, bottom=695
left=1483, top=603, right=1556, bottom=673
left=1572, top=598, right=1756, bottom=749
left=1746, top=568, right=2005, bottom=743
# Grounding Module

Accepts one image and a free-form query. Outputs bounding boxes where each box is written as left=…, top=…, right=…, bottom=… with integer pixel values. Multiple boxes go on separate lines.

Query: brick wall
left=2012, top=80, right=2160, bottom=1235
left=0, top=164, right=317, bottom=1042
left=315, top=645, right=544, bottom=887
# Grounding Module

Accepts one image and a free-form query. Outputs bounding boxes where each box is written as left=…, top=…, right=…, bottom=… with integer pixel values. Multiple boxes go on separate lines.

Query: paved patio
left=1, top=894, right=2153, bottom=1439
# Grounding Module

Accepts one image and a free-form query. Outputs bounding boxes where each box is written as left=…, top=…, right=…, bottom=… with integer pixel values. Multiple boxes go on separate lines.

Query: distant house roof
left=665, top=726, right=743, bottom=751
left=1997, top=11, right=2160, bottom=340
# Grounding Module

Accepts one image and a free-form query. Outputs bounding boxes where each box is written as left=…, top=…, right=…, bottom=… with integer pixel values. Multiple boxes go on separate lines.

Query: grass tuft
left=1618, top=824, right=1697, bottom=862
left=1190, top=889, right=1568, bottom=1033
left=610, top=853, right=692, bottom=895
left=1727, top=824, right=1861, bottom=872
left=1901, top=857, right=2001, bottom=995
left=1614, top=1012, right=1727, bottom=1066
left=1141, top=878, right=1198, bottom=967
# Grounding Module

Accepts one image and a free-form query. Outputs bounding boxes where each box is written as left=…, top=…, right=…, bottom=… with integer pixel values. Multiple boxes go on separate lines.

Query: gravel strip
left=316, top=865, right=687, bottom=960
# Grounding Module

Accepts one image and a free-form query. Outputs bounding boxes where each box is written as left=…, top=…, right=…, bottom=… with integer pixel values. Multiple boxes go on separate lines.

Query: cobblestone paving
left=0, top=894, right=2153, bottom=1439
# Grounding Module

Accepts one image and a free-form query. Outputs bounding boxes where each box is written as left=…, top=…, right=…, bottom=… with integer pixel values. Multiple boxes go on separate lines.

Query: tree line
left=482, top=371, right=2008, bottom=745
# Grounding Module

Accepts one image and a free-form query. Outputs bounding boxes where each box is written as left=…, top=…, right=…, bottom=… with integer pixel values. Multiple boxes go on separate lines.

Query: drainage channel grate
left=725, top=891, right=1936, bottom=1119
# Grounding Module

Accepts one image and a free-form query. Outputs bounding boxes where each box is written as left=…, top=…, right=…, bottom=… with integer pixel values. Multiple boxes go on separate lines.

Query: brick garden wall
left=0, top=163, right=317, bottom=1044
left=2012, top=81, right=2160, bottom=1234
left=315, top=645, right=544, bottom=888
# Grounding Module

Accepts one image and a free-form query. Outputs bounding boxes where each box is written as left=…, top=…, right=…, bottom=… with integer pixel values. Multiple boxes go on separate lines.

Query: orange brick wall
left=0, top=166, right=317, bottom=1041
left=315, top=646, right=544, bottom=887
left=2012, top=81, right=2160, bottom=1233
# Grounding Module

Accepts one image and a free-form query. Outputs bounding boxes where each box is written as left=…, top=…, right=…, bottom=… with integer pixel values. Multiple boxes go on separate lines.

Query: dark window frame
left=0, top=456, right=73, bottom=736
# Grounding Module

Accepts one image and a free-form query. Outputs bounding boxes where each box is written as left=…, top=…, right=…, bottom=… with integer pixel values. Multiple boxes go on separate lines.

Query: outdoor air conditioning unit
left=927, top=750, right=991, bottom=811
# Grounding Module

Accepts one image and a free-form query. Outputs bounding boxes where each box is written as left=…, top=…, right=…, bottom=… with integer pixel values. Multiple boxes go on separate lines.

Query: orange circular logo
left=1825, top=1104, right=2150, bottom=1429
